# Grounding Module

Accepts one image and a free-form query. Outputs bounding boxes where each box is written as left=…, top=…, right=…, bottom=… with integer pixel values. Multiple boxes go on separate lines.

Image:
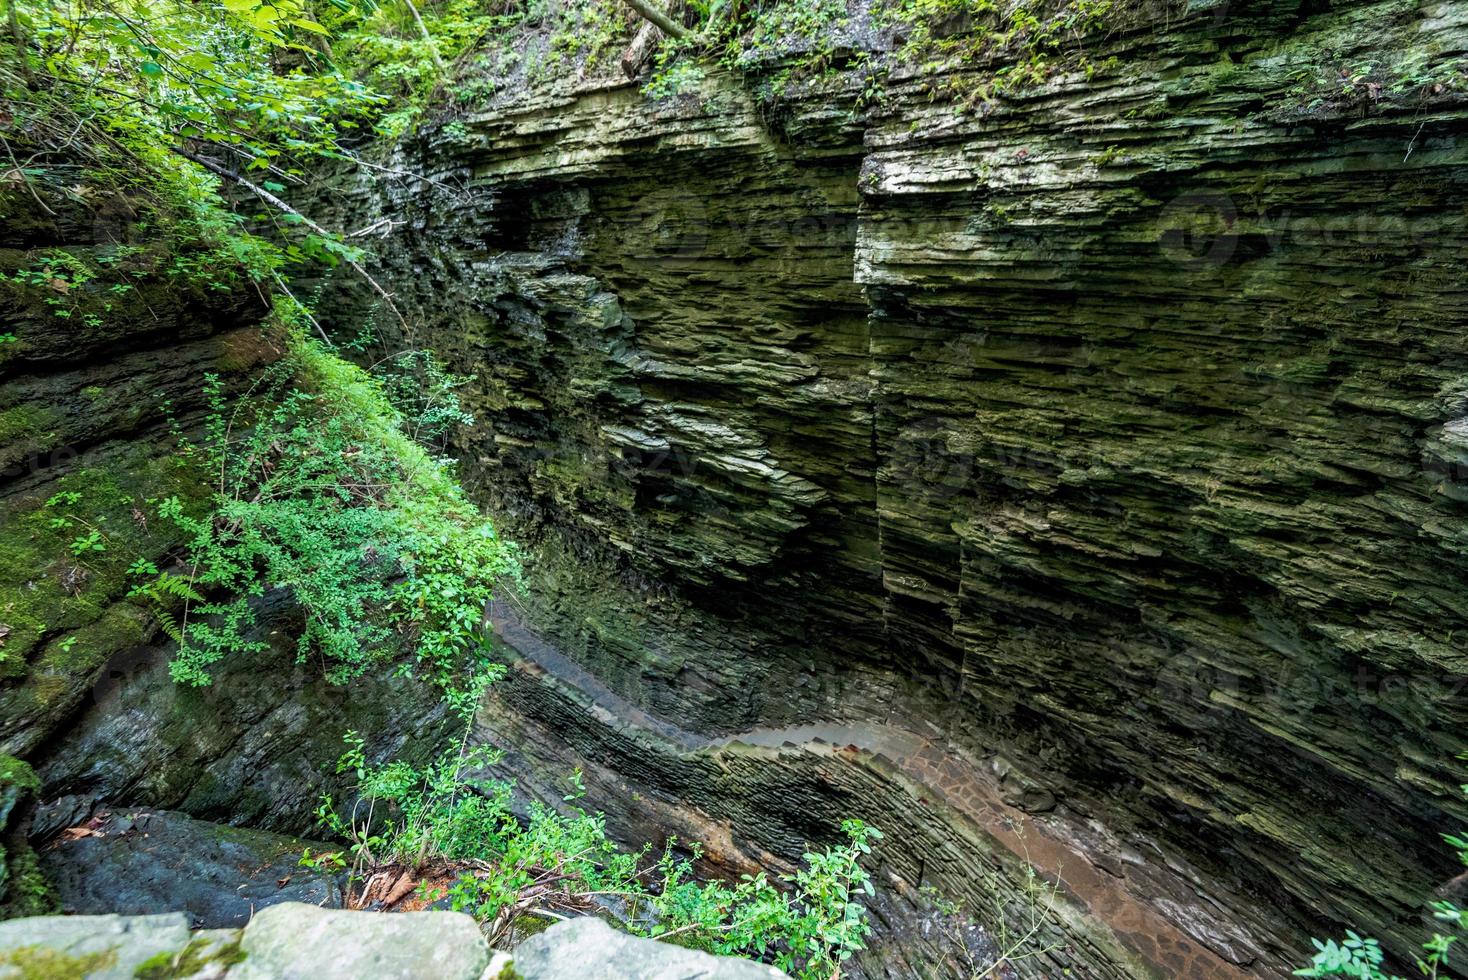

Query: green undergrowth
left=633, top=0, right=1137, bottom=108
left=0, top=752, right=57, bottom=919
left=0, top=845, right=58, bottom=919
left=1283, top=46, right=1468, bottom=114
left=152, top=304, right=520, bottom=712
left=323, top=0, right=636, bottom=135
left=276, top=0, right=1142, bottom=125
left=870, top=0, right=1126, bottom=106
left=316, top=721, right=880, bottom=979
left=0, top=755, right=38, bottom=795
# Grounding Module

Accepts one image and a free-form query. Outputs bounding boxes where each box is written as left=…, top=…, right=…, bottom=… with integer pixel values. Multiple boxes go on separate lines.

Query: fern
left=127, top=571, right=204, bottom=645
left=151, top=571, right=205, bottom=604
left=153, top=314, right=520, bottom=713
left=154, top=607, right=185, bottom=646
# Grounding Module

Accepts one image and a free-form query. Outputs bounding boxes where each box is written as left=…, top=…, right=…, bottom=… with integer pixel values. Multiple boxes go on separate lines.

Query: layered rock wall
left=307, top=0, right=1468, bottom=975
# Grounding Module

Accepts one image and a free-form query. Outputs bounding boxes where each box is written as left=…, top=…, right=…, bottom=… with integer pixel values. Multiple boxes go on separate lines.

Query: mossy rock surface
left=0, top=912, right=188, bottom=979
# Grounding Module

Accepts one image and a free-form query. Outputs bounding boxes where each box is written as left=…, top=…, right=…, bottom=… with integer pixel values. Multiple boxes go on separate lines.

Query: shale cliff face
left=308, top=0, right=1468, bottom=976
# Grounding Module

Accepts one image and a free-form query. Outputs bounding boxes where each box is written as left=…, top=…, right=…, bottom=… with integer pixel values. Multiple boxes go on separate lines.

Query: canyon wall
left=307, top=0, right=1468, bottom=975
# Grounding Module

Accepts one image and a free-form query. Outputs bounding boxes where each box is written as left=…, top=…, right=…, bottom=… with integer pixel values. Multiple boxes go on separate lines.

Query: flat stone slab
left=37, top=808, right=341, bottom=929
left=230, top=903, right=490, bottom=980
left=512, top=916, right=789, bottom=980
left=0, top=912, right=189, bottom=979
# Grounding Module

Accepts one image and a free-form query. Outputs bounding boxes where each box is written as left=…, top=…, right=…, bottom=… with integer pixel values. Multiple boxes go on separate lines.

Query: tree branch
left=621, top=0, right=688, bottom=39
left=7, top=0, right=36, bottom=87
left=402, top=0, right=446, bottom=72
left=173, top=146, right=413, bottom=340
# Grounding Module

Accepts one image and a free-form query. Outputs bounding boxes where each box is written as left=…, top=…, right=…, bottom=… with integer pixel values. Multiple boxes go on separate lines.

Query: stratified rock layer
left=308, top=0, right=1468, bottom=976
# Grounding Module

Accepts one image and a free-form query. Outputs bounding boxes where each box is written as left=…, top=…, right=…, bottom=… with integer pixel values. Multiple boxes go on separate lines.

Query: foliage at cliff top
left=1, top=0, right=376, bottom=292
left=343, top=0, right=1140, bottom=108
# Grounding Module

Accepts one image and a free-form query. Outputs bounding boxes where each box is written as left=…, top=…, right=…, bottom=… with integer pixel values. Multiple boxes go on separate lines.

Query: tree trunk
left=620, top=19, right=663, bottom=79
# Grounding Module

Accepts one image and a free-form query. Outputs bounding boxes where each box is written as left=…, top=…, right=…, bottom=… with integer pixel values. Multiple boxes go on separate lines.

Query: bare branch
left=402, top=0, right=446, bottom=72
left=174, top=147, right=413, bottom=340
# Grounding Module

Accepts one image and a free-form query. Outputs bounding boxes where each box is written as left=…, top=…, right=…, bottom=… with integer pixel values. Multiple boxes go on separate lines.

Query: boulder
left=510, top=917, right=789, bottom=980
left=0, top=911, right=189, bottom=979
left=229, top=903, right=490, bottom=980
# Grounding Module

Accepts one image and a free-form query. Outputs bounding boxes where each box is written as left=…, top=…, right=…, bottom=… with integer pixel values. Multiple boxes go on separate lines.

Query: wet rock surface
left=32, top=594, right=450, bottom=835
left=36, top=808, right=341, bottom=928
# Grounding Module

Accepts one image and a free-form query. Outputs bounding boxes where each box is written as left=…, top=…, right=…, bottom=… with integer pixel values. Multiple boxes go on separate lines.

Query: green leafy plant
left=647, top=820, right=880, bottom=975
left=374, top=349, right=477, bottom=451
left=316, top=726, right=880, bottom=979
left=325, top=0, right=524, bottom=136
left=126, top=571, right=206, bottom=646
left=156, top=309, right=519, bottom=708
left=298, top=847, right=348, bottom=871
left=67, top=530, right=106, bottom=557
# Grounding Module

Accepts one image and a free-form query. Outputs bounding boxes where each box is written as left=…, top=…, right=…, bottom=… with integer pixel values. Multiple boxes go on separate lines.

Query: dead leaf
left=382, top=872, right=418, bottom=908
left=59, top=826, right=101, bottom=841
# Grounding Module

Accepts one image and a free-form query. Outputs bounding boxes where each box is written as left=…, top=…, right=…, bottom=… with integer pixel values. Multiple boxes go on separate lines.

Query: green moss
left=0, top=448, right=215, bottom=745
left=132, top=934, right=245, bottom=979
left=0, top=406, right=59, bottom=470
left=0, top=756, right=37, bottom=794
left=0, top=944, right=115, bottom=979
left=0, top=407, right=53, bottom=446
left=0, top=845, right=59, bottom=920
left=37, top=605, right=149, bottom=677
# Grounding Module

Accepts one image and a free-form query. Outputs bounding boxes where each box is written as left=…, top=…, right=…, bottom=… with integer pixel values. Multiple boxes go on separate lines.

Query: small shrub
left=155, top=307, right=519, bottom=710
left=317, top=726, right=880, bottom=980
